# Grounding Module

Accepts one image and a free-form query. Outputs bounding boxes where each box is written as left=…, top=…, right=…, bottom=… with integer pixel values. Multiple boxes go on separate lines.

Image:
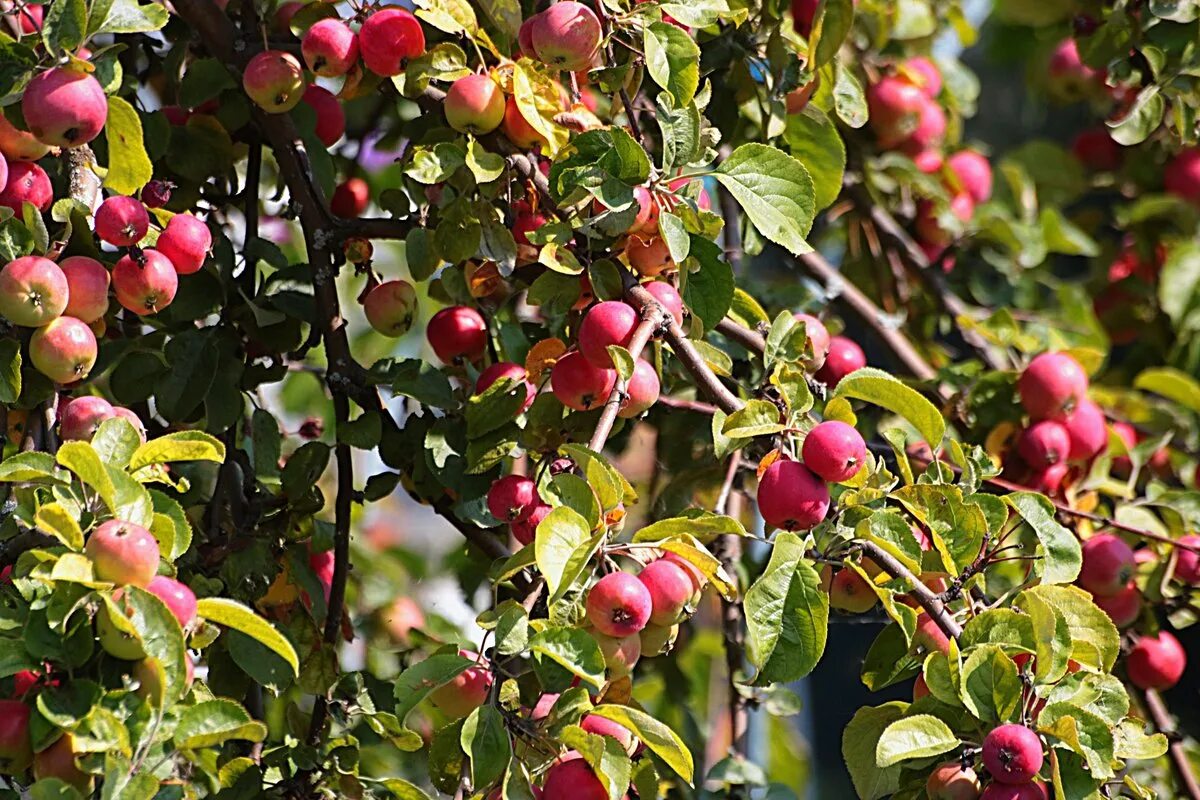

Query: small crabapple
left=578, top=300, right=639, bottom=368
left=618, top=358, right=660, bottom=418
left=29, top=316, right=97, bottom=384
left=982, top=724, right=1043, bottom=785
left=802, top=420, right=867, bottom=483
left=1018, top=352, right=1089, bottom=421
left=586, top=571, right=652, bottom=637
left=551, top=351, right=616, bottom=411
left=756, top=459, right=830, bottom=531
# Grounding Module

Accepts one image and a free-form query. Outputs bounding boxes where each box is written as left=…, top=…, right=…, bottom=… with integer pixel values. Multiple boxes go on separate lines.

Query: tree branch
left=858, top=540, right=963, bottom=640
left=843, top=180, right=1006, bottom=371
left=1139, top=688, right=1200, bottom=800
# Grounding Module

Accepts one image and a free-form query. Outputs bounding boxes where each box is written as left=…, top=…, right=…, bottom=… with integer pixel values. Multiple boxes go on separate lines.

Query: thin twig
left=711, top=456, right=749, bottom=798
left=587, top=310, right=666, bottom=452
left=858, top=540, right=963, bottom=640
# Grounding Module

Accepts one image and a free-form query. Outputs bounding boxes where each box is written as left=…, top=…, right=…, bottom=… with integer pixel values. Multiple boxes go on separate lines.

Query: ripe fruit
left=1018, top=352, right=1089, bottom=421
left=359, top=7, right=426, bottom=77
left=22, top=67, right=107, bottom=148
left=551, top=351, right=616, bottom=411
left=618, top=358, right=660, bottom=418
left=444, top=74, right=505, bottom=135
left=1078, top=534, right=1135, bottom=596
left=638, top=559, right=694, bottom=627
left=1174, top=535, right=1200, bottom=584
left=915, top=192, right=974, bottom=247
left=429, top=651, right=492, bottom=719
left=792, top=313, right=830, bottom=369
left=1063, top=399, right=1107, bottom=462
left=980, top=783, right=1049, bottom=800
left=511, top=501, right=551, bottom=546
left=112, top=249, right=178, bottom=315
left=426, top=305, right=487, bottom=363
left=141, top=179, right=173, bottom=209
left=824, top=567, right=878, bottom=613
left=487, top=474, right=538, bottom=523
left=913, top=674, right=930, bottom=700
left=59, top=256, right=110, bottom=323
left=926, top=762, right=981, bottom=800
left=901, top=97, right=947, bottom=151
left=816, top=335, right=866, bottom=387
left=947, top=149, right=993, bottom=203
left=85, top=520, right=160, bottom=587
left=756, top=459, right=830, bottom=531
left=1027, top=463, right=1068, bottom=495
left=0, top=160, right=52, bottom=213
left=586, top=571, right=652, bottom=637
left=59, top=396, right=115, bottom=441
left=628, top=186, right=659, bottom=234
left=579, top=300, right=639, bottom=368
left=242, top=51, right=305, bottom=113
left=982, top=724, right=1043, bottom=785
left=156, top=213, right=212, bottom=275
left=112, top=407, right=146, bottom=442
left=146, top=575, right=197, bottom=629
left=94, top=196, right=149, bottom=247
left=867, top=75, right=927, bottom=148
left=1072, top=128, right=1122, bottom=172
left=0, top=114, right=51, bottom=161
left=502, top=96, right=547, bottom=150
left=476, top=362, right=536, bottom=412
left=512, top=199, right=549, bottom=246
left=643, top=280, right=683, bottom=326
left=1048, top=38, right=1100, bottom=98
left=30, top=316, right=97, bottom=384
left=595, top=631, right=641, bottom=676
left=1016, top=421, right=1071, bottom=467
left=1127, top=631, right=1187, bottom=691
left=331, top=177, right=370, bottom=218
left=524, top=3, right=602, bottom=72
left=302, top=18, right=359, bottom=77
left=1165, top=149, right=1200, bottom=205
left=1090, top=582, right=1141, bottom=628
left=580, top=714, right=636, bottom=754
left=802, top=420, right=867, bottom=482
left=625, top=234, right=673, bottom=276
left=913, top=612, right=951, bottom=655
left=33, top=733, right=92, bottom=794
left=0, top=699, right=31, bottom=773
left=901, top=56, right=943, bottom=97
left=791, top=0, right=817, bottom=36
left=302, top=85, right=346, bottom=147
left=0, top=255, right=67, bottom=327
left=542, top=756, right=607, bottom=800
left=363, top=280, right=418, bottom=337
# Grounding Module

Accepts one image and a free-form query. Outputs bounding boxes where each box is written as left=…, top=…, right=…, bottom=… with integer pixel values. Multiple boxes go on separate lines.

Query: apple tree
left=0, top=0, right=1199, bottom=797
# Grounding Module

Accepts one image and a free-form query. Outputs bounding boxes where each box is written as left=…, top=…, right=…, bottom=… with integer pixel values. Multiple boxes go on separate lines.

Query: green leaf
left=178, top=57, right=236, bottom=109
left=561, top=726, right=632, bottom=800
left=842, top=703, right=905, bottom=799
left=34, top=503, right=84, bottom=550
left=1037, top=703, right=1116, bottom=779
left=633, top=514, right=747, bottom=541
left=643, top=22, right=701, bottom=107
left=783, top=107, right=845, bottom=212
left=92, top=0, right=168, bottom=33
left=129, top=431, right=226, bottom=471
left=1105, top=87, right=1164, bottom=146
left=810, top=0, right=854, bottom=68
left=103, top=95, right=153, bottom=195
left=175, top=700, right=268, bottom=749
left=392, top=654, right=473, bottom=748
left=744, top=533, right=827, bottom=683
left=1005, top=492, right=1082, bottom=585
left=57, top=441, right=116, bottom=512
left=535, top=506, right=602, bottom=603
left=833, top=367, right=945, bottom=451
left=195, top=598, right=299, bottom=676
left=680, top=235, right=734, bottom=331
left=0, top=451, right=67, bottom=483
left=461, top=706, right=510, bottom=789
left=0, top=338, right=20, bottom=404
left=281, top=441, right=331, bottom=499
left=589, top=705, right=694, bottom=784
left=831, top=63, right=868, bottom=128
left=655, top=93, right=702, bottom=172
left=41, top=0, right=87, bottom=55
left=121, top=586, right=189, bottom=701
left=151, top=490, right=193, bottom=561
left=875, top=714, right=960, bottom=767
left=1016, top=585, right=1120, bottom=672
left=714, top=144, right=815, bottom=256
left=958, top=645, right=1022, bottom=723
left=721, top=399, right=786, bottom=438
left=1134, top=366, right=1200, bottom=414
left=529, top=626, right=607, bottom=691
left=1158, top=242, right=1200, bottom=327
left=90, top=418, right=140, bottom=468
left=466, top=136, right=505, bottom=184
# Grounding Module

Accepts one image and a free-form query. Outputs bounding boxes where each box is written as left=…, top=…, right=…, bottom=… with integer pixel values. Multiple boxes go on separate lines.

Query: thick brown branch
left=858, top=540, right=963, bottom=640
left=714, top=318, right=766, bottom=354
left=1140, top=688, right=1200, bottom=800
